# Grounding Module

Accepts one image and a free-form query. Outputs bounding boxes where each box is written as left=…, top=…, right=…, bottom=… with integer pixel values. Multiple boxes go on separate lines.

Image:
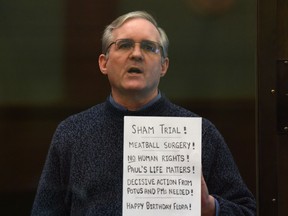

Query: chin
left=124, top=87, right=146, bottom=92
left=123, top=82, right=146, bottom=91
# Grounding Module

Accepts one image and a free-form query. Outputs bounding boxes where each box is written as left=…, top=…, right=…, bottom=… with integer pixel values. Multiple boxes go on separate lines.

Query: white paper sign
left=123, top=116, right=202, bottom=216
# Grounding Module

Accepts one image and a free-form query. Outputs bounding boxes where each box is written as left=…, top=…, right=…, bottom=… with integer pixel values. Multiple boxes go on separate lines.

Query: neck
left=111, top=90, right=159, bottom=111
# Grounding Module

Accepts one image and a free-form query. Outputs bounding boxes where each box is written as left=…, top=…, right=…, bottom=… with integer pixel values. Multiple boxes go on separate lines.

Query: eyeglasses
left=106, top=39, right=163, bottom=55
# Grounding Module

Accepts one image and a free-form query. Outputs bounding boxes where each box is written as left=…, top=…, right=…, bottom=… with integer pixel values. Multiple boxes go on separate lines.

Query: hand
left=201, top=174, right=215, bottom=216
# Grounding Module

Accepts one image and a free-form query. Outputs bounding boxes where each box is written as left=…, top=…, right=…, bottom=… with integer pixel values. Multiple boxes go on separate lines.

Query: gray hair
left=101, top=11, right=169, bottom=58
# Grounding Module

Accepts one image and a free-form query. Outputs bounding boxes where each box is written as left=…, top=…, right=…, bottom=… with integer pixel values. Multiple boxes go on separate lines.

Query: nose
left=129, top=43, right=143, bottom=61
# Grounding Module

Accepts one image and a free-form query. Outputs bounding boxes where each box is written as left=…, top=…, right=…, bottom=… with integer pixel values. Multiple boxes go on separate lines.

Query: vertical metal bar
left=257, top=0, right=279, bottom=215
left=277, top=60, right=288, bottom=134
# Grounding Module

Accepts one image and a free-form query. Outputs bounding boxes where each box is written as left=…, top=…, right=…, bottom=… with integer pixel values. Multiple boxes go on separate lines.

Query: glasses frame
left=105, top=39, right=164, bottom=56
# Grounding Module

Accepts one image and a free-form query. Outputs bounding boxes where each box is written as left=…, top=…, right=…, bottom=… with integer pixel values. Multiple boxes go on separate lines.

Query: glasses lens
left=115, top=39, right=134, bottom=50
left=141, top=41, right=159, bottom=53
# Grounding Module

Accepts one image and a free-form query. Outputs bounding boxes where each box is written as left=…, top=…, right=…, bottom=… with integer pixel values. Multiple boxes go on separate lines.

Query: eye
left=116, top=40, right=134, bottom=50
left=141, top=41, right=158, bottom=53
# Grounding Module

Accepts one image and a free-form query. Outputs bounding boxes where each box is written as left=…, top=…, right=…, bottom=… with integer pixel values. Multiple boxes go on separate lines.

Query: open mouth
left=128, top=67, right=143, bottom=74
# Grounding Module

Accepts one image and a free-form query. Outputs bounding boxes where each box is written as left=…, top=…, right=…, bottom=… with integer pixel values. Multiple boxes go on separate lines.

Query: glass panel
left=119, top=0, right=256, bottom=100
left=0, top=1, right=64, bottom=105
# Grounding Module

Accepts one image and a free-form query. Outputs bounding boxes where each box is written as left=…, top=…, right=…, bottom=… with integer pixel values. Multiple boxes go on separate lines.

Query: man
left=32, top=11, right=256, bottom=215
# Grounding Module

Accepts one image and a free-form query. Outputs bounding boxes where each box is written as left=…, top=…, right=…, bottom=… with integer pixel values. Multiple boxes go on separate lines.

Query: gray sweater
left=31, top=96, right=256, bottom=215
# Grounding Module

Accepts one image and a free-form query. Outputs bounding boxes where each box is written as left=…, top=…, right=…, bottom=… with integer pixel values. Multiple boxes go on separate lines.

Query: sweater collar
left=105, top=93, right=170, bottom=119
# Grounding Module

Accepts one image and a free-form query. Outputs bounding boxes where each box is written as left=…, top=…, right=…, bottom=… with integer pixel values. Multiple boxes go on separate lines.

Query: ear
left=160, top=57, right=169, bottom=77
left=98, top=54, right=108, bottom=75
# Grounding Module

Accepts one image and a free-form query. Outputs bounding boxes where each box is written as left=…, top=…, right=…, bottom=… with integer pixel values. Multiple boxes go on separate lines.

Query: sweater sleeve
left=202, top=120, right=256, bottom=216
left=31, top=124, right=71, bottom=216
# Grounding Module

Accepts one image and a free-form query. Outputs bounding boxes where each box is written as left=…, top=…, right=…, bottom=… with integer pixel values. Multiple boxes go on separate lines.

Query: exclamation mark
left=191, top=189, right=194, bottom=196
left=192, top=166, right=195, bottom=174
left=189, top=203, right=192, bottom=210
left=187, top=155, right=190, bottom=162
left=184, top=126, right=187, bottom=134
left=192, top=142, right=195, bottom=150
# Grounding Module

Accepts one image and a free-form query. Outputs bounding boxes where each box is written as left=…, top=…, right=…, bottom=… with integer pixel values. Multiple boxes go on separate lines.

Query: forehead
left=112, top=18, right=161, bottom=42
